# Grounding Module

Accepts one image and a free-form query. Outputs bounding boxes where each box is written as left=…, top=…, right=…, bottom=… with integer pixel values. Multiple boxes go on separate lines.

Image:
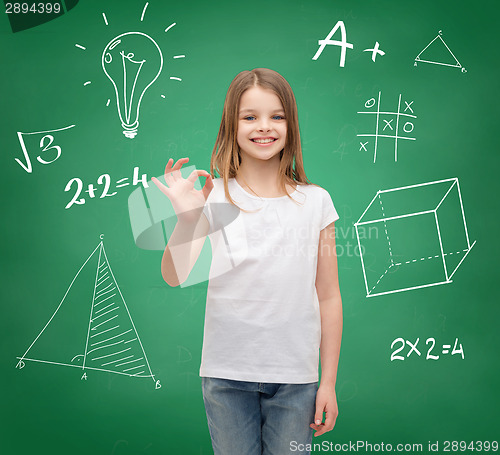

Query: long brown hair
left=209, top=68, right=312, bottom=211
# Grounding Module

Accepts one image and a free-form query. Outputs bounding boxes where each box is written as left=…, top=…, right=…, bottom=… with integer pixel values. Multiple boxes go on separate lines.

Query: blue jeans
left=202, top=377, right=318, bottom=455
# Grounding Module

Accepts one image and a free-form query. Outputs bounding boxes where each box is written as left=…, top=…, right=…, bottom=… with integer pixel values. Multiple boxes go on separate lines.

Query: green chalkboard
left=1, top=0, right=499, bottom=454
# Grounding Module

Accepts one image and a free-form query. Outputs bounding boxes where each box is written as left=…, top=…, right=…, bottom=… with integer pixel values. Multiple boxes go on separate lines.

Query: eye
left=243, top=115, right=256, bottom=121
left=272, top=115, right=285, bottom=120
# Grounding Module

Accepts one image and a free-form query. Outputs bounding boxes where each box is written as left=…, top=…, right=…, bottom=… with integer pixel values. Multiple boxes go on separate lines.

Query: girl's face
left=237, top=85, right=287, bottom=164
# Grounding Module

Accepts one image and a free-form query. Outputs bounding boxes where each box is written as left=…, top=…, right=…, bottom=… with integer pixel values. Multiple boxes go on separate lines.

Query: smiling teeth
left=253, top=138, right=275, bottom=143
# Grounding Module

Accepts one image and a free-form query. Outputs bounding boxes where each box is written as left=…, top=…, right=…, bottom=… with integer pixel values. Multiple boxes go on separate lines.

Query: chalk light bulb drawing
left=102, top=32, right=163, bottom=139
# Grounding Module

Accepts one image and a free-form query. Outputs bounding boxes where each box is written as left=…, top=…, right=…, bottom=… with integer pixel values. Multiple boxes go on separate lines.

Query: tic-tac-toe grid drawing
left=357, top=92, right=416, bottom=163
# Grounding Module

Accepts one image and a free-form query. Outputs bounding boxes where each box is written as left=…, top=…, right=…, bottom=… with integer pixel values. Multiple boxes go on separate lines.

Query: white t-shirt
left=200, top=177, right=339, bottom=383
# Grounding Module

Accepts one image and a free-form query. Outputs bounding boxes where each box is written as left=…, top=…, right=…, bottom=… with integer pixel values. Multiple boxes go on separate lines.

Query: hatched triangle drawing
left=414, top=31, right=466, bottom=72
left=16, top=236, right=159, bottom=387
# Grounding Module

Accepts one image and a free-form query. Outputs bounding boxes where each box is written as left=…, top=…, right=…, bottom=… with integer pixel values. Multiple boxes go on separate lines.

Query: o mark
left=365, top=98, right=376, bottom=109
left=403, top=122, right=414, bottom=133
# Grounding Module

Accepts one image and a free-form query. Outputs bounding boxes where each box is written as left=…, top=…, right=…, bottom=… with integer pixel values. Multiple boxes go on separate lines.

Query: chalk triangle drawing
left=16, top=235, right=160, bottom=388
left=415, top=31, right=466, bottom=72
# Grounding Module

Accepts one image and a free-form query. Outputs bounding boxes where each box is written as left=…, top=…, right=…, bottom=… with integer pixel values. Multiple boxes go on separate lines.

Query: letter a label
left=312, top=21, right=354, bottom=67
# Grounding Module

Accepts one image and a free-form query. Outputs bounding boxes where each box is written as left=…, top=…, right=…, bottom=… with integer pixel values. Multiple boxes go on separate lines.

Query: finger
left=163, top=157, right=187, bottom=183
left=186, top=169, right=210, bottom=187
left=164, top=159, right=174, bottom=186
left=151, top=176, right=170, bottom=197
left=185, top=169, right=213, bottom=199
left=314, top=428, right=327, bottom=437
left=323, top=410, right=338, bottom=433
left=202, top=173, right=214, bottom=200
left=171, top=157, right=189, bottom=181
left=164, top=158, right=173, bottom=173
left=172, top=157, right=189, bottom=171
left=186, top=169, right=208, bottom=184
left=310, top=422, right=326, bottom=437
left=313, top=403, right=324, bottom=427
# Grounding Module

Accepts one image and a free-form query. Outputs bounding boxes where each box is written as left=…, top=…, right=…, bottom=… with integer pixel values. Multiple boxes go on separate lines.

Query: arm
left=160, top=212, right=209, bottom=287
left=151, top=157, right=213, bottom=287
left=310, top=221, right=343, bottom=437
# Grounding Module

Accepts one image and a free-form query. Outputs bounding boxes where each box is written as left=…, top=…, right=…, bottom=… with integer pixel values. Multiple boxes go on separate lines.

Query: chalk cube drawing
left=354, top=178, right=476, bottom=297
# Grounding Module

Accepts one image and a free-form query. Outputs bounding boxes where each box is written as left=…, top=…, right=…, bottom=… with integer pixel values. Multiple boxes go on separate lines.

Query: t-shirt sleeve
left=319, top=188, right=339, bottom=231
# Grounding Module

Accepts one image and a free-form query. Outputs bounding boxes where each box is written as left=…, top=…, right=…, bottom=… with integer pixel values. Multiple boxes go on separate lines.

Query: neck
left=235, top=154, right=296, bottom=197
left=237, top=155, right=281, bottom=191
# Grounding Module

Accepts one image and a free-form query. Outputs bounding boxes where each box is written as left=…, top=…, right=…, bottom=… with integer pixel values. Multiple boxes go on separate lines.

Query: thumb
left=314, top=405, right=324, bottom=426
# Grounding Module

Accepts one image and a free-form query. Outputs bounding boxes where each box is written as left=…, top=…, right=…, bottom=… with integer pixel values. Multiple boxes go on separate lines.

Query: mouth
left=250, top=138, right=278, bottom=144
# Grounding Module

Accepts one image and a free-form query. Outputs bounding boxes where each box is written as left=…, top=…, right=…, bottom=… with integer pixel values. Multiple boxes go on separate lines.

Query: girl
left=152, top=68, right=342, bottom=455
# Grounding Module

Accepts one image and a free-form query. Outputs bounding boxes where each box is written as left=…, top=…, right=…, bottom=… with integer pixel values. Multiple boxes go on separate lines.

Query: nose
left=257, top=118, right=271, bottom=132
